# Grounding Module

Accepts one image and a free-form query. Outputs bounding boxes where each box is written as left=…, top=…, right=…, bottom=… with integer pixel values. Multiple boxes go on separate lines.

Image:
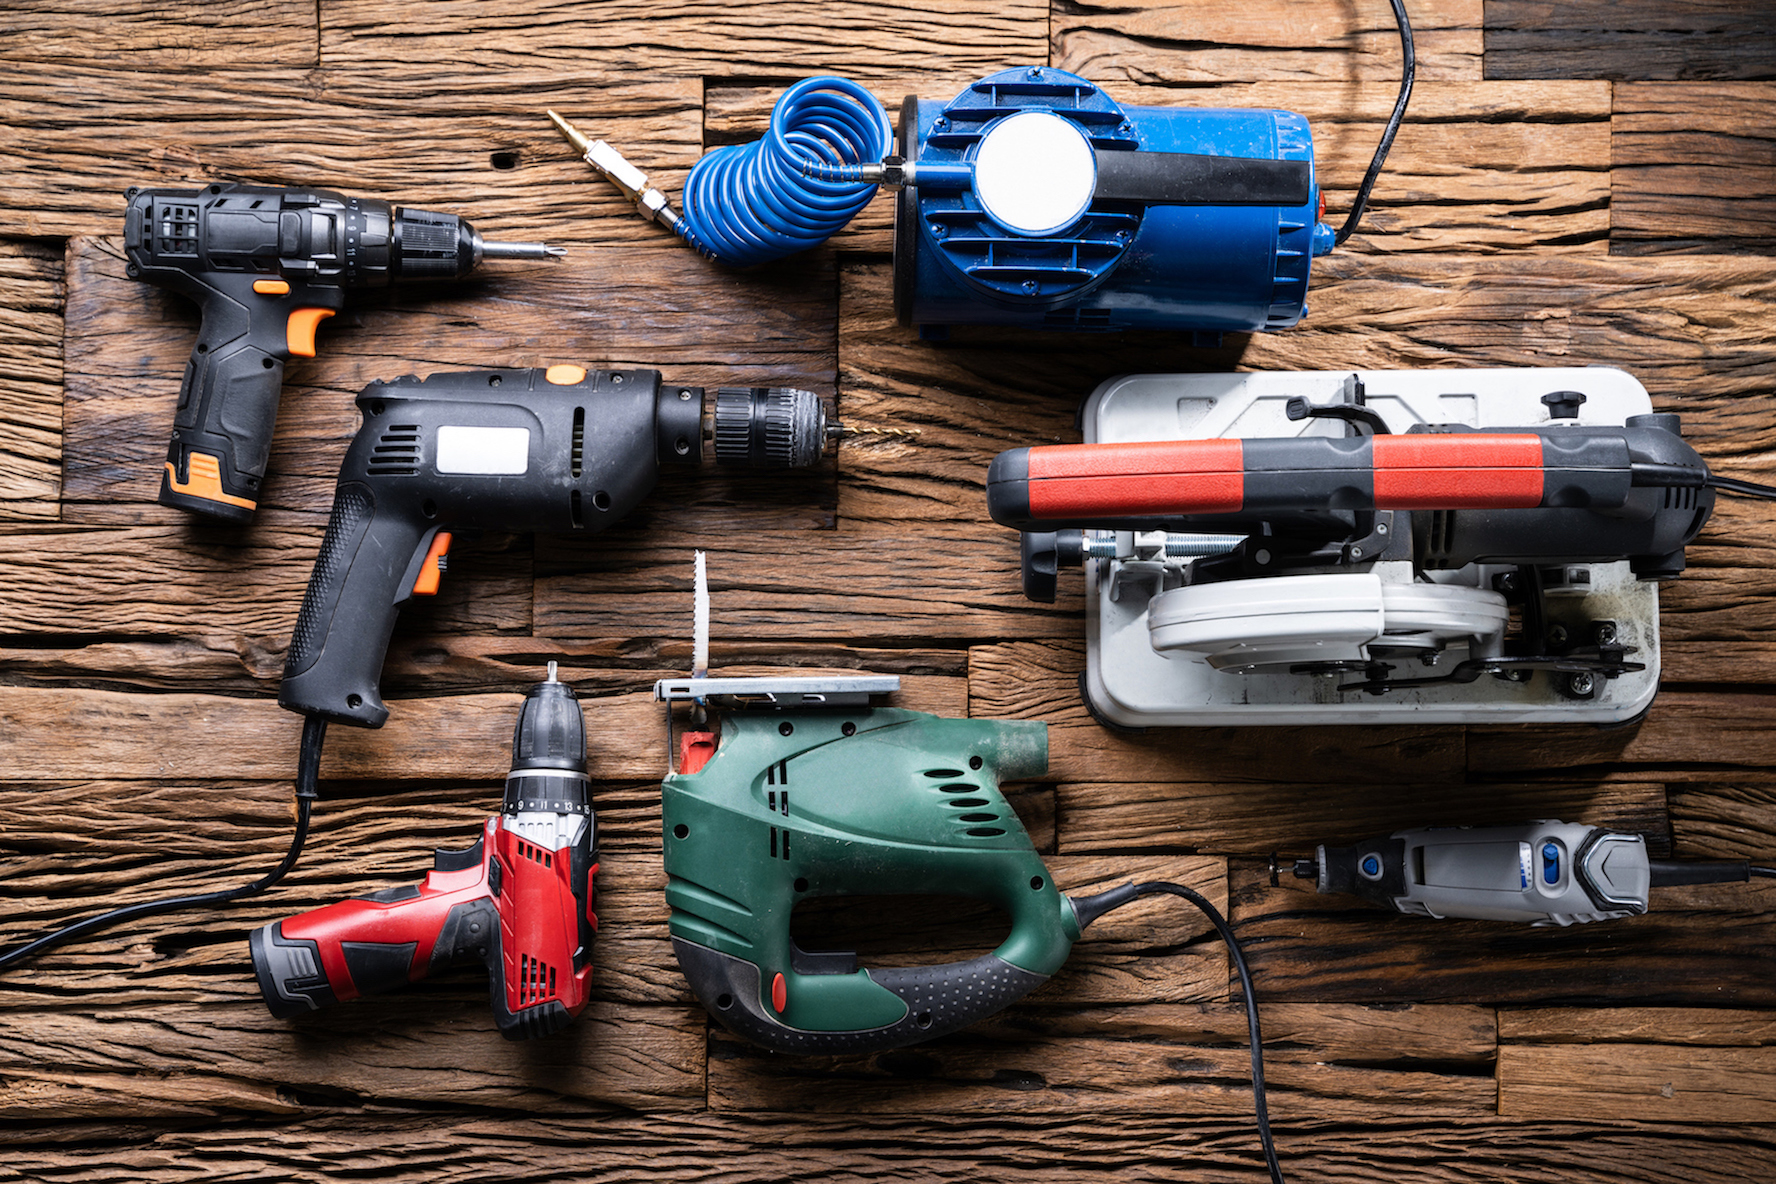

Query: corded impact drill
left=279, top=365, right=834, bottom=729
left=251, top=664, right=598, bottom=1038
left=123, top=182, right=563, bottom=521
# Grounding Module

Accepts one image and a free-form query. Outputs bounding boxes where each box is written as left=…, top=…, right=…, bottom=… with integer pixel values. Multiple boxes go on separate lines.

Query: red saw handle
left=986, top=432, right=1637, bottom=528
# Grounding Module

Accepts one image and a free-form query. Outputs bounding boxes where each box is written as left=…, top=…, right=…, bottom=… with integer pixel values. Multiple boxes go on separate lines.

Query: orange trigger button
left=253, top=278, right=291, bottom=296
left=411, top=532, right=453, bottom=596
left=286, top=307, right=336, bottom=358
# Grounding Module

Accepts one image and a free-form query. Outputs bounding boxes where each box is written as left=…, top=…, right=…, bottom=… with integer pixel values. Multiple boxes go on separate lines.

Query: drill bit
left=479, top=240, right=568, bottom=260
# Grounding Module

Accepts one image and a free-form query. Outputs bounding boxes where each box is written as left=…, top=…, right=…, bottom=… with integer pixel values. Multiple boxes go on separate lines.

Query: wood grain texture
left=1612, top=82, right=1776, bottom=255
left=1053, top=0, right=1482, bottom=84
left=0, top=239, right=63, bottom=519
left=1057, top=779, right=1671, bottom=856
left=3, top=1115, right=1774, bottom=1182
left=0, top=1, right=316, bottom=68
left=1, top=3, right=1775, bottom=1176
left=707, top=1002, right=1499, bottom=1118
left=1498, top=1043, right=1776, bottom=1122
left=0, top=63, right=701, bottom=240
left=318, top=0, right=1048, bottom=80
left=1485, top=0, right=1776, bottom=82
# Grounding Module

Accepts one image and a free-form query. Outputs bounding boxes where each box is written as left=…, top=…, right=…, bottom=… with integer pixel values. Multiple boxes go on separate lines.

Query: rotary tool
left=1292, top=820, right=1776, bottom=925
left=253, top=664, right=598, bottom=1038
left=548, top=1, right=1414, bottom=341
left=123, top=181, right=563, bottom=522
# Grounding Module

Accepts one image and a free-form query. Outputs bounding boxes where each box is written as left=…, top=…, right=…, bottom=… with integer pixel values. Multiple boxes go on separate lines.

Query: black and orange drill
left=123, top=182, right=562, bottom=521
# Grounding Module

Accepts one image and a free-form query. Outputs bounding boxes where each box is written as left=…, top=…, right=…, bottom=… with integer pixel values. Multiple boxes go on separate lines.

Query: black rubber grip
left=279, top=482, right=428, bottom=727
left=1094, top=150, right=1312, bottom=207
left=673, top=937, right=1050, bottom=1055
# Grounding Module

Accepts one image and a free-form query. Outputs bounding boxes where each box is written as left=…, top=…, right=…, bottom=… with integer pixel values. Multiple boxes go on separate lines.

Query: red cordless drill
left=249, top=664, right=597, bottom=1039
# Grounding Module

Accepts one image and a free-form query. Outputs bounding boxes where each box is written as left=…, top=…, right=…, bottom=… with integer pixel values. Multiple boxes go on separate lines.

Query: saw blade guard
left=1148, top=572, right=1510, bottom=671
left=660, top=706, right=1076, bottom=1054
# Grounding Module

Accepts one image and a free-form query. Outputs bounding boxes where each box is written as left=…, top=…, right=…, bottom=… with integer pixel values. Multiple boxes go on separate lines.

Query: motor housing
left=893, top=68, right=1331, bottom=340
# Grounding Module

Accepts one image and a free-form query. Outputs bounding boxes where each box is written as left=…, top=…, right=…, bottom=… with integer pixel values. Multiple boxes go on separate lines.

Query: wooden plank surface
left=1053, top=0, right=1483, bottom=84
left=3, top=2, right=1776, bottom=1180
left=318, top=0, right=1049, bottom=81
left=0, top=239, right=62, bottom=520
left=1611, top=82, right=1776, bottom=255
left=1485, top=0, right=1776, bottom=82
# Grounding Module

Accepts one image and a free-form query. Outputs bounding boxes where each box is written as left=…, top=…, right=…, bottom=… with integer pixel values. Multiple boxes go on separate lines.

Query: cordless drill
left=251, top=664, right=597, bottom=1038
left=278, top=365, right=834, bottom=729
left=123, top=182, right=563, bottom=522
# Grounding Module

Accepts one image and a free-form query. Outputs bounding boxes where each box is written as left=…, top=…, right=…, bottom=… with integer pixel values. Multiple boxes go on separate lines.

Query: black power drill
left=278, top=365, right=834, bottom=728
left=253, top=664, right=598, bottom=1038
left=123, top=182, right=563, bottom=522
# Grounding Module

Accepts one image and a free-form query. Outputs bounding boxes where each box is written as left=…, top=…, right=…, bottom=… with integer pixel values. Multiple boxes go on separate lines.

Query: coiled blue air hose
left=676, top=76, right=892, bottom=267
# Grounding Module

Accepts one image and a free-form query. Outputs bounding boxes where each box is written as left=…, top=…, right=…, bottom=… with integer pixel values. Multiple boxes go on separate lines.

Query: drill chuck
left=391, top=208, right=564, bottom=281
left=712, top=386, right=831, bottom=468
left=507, top=663, right=589, bottom=778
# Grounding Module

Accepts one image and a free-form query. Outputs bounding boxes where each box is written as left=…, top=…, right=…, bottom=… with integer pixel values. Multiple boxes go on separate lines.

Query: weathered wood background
left=2, top=0, right=1775, bottom=1179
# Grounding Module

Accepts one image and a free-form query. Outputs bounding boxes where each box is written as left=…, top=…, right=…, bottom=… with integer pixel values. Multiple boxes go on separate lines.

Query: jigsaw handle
left=673, top=939, right=1055, bottom=1056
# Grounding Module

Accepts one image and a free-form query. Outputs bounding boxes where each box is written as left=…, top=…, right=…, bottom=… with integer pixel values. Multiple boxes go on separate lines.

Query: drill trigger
left=393, top=528, right=450, bottom=605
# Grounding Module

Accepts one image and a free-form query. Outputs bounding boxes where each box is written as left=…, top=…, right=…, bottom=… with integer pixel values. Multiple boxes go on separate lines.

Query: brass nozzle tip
left=546, top=109, right=592, bottom=157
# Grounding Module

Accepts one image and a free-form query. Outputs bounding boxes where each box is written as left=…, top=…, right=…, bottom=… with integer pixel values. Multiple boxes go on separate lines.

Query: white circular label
left=972, top=110, right=1097, bottom=237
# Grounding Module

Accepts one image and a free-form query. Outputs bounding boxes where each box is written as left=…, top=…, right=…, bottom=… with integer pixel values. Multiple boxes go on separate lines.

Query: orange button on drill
left=286, top=307, right=336, bottom=358
left=545, top=364, right=588, bottom=386
left=411, top=532, right=453, bottom=596
left=253, top=278, right=291, bottom=296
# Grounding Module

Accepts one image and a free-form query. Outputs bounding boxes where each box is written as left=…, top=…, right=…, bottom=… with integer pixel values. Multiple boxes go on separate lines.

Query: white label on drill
left=435, top=426, right=530, bottom=475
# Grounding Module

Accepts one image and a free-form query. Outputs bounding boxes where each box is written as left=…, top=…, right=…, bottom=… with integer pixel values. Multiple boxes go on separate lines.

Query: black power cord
left=0, top=716, right=327, bottom=973
left=1071, top=880, right=1286, bottom=1184
left=1334, top=0, right=1416, bottom=247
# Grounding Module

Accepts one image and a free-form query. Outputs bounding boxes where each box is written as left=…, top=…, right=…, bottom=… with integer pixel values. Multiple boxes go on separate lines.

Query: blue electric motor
left=556, top=3, right=1411, bottom=343
left=892, top=67, right=1331, bottom=341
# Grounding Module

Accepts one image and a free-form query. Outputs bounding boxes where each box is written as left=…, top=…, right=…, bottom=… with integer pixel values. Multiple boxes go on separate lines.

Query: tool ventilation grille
left=155, top=203, right=200, bottom=255
left=918, top=69, right=1139, bottom=306
left=518, top=953, right=559, bottom=1004
left=925, top=769, right=1007, bottom=838
left=367, top=425, right=421, bottom=475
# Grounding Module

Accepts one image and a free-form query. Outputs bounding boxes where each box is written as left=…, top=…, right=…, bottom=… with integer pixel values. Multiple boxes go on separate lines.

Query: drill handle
left=250, top=824, right=500, bottom=1017
left=157, top=273, right=345, bottom=522
left=278, top=480, right=439, bottom=727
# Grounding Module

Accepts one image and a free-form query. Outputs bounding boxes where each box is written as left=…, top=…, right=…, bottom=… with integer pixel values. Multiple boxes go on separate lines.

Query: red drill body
left=251, top=668, right=597, bottom=1039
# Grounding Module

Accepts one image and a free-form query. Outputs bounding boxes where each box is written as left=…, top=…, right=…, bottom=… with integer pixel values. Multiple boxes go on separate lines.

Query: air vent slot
left=922, top=768, right=964, bottom=779
left=155, top=204, right=201, bottom=255
left=519, top=953, right=559, bottom=1004
left=571, top=407, right=585, bottom=478
left=367, top=425, right=421, bottom=475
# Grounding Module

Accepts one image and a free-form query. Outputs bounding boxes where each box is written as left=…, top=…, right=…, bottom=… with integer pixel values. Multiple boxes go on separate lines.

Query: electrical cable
left=1334, top=0, right=1416, bottom=246
left=678, top=75, right=892, bottom=266
left=1628, top=462, right=1776, bottom=500
left=1707, top=474, right=1776, bottom=500
left=0, top=716, right=327, bottom=973
left=1070, top=879, right=1285, bottom=1184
